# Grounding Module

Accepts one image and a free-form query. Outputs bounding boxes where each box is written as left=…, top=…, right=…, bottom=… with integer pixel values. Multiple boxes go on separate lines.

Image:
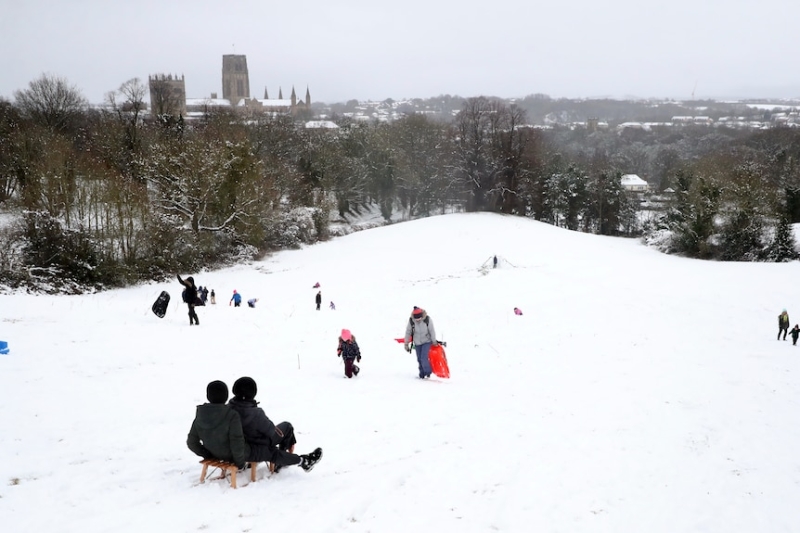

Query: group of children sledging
left=188, top=377, right=324, bottom=480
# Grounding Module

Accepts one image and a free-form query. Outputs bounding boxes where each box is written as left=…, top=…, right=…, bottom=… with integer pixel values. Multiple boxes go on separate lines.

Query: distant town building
left=621, top=174, right=650, bottom=192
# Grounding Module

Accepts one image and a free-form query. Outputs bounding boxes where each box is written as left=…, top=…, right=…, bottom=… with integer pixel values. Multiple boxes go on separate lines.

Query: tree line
left=2, top=74, right=800, bottom=292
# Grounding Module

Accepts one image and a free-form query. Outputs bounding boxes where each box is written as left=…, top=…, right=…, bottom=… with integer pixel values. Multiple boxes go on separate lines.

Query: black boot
left=299, top=448, right=323, bottom=472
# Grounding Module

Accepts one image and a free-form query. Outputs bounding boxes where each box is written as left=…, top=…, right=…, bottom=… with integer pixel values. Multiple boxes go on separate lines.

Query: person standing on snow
left=404, top=306, right=437, bottom=379
left=779, top=309, right=790, bottom=340
left=316, top=291, right=322, bottom=311
left=230, top=290, right=242, bottom=307
left=178, top=274, right=200, bottom=326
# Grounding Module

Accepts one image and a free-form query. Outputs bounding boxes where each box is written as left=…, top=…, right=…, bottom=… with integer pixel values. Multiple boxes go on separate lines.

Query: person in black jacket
left=187, top=380, right=249, bottom=469
left=315, top=290, right=322, bottom=311
left=779, top=309, right=790, bottom=340
left=228, top=376, right=322, bottom=473
left=337, top=329, right=361, bottom=378
left=178, top=274, right=200, bottom=326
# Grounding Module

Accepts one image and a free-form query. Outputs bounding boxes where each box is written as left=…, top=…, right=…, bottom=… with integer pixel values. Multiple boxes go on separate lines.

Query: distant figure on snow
left=337, top=329, right=362, bottom=378
left=177, top=274, right=201, bottom=326
left=313, top=282, right=320, bottom=288
left=316, top=291, right=322, bottom=311
left=493, top=255, right=498, bottom=269
left=329, top=301, right=336, bottom=310
left=779, top=309, right=790, bottom=340
left=790, top=324, right=800, bottom=346
left=201, top=286, right=209, bottom=305
left=230, top=290, right=242, bottom=307
left=514, top=307, right=523, bottom=315
left=247, top=298, right=258, bottom=308
left=210, top=289, right=216, bottom=305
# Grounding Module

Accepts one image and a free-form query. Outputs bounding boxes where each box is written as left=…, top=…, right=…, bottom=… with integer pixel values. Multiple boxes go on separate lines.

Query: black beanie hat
left=232, top=376, right=257, bottom=400
left=206, top=380, right=228, bottom=404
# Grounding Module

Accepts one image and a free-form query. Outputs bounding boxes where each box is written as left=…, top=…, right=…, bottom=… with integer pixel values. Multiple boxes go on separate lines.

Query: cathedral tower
left=222, top=55, right=250, bottom=106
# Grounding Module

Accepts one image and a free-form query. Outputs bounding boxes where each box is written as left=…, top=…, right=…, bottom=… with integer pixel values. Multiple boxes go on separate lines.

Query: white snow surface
left=1, top=212, right=799, bottom=532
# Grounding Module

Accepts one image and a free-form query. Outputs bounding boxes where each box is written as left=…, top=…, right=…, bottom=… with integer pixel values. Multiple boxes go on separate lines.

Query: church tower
left=221, top=55, right=250, bottom=106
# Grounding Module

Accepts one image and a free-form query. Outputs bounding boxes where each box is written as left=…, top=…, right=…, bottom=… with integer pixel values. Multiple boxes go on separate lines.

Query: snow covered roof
left=251, top=99, right=292, bottom=107
left=186, top=98, right=231, bottom=106
left=621, top=174, right=649, bottom=187
left=305, top=120, right=340, bottom=129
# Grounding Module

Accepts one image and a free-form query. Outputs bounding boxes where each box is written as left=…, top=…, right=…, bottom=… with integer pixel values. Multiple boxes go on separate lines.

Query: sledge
left=428, top=344, right=450, bottom=379
left=152, top=291, right=170, bottom=318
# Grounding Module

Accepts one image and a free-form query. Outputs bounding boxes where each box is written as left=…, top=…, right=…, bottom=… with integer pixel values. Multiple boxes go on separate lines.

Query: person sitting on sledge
left=337, top=329, right=361, bottom=378
left=227, top=377, right=323, bottom=473
left=187, top=380, right=248, bottom=469
left=404, top=306, right=437, bottom=379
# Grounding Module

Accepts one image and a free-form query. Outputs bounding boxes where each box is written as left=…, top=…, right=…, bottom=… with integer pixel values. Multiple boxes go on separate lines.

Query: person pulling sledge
left=404, top=306, right=437, bottom=379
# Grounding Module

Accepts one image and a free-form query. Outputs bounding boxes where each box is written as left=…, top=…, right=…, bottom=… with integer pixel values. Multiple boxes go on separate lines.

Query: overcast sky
left=2, top=0, right=799, bottom=105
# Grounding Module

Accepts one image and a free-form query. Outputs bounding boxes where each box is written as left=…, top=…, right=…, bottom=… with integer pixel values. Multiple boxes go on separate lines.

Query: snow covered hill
left=1, top=212, right=798, bottom=532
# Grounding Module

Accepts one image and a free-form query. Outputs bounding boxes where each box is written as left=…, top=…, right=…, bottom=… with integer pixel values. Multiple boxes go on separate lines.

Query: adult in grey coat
left=187, top=380, right=249, bottom=468
left=404, top=306, right=437, bottom=379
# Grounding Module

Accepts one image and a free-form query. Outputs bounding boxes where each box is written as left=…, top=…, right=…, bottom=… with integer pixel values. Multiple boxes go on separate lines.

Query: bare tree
left=105, top=78, right=147, bottom=154
left=148, top=75, right=184, bottom=119
left=14, top=73, right=87, bottom=133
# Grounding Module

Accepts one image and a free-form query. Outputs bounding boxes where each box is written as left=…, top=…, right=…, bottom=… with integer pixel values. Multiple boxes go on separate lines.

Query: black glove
left=357, top=355, right=361, bottom=362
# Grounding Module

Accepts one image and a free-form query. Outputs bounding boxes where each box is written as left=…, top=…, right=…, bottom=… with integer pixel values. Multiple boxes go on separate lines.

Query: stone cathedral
left=149, top=54, right=310, bottom=117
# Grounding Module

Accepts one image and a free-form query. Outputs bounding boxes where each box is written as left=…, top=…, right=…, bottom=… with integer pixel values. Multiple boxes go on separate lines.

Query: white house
left=621, top=174, right=650, bottom=192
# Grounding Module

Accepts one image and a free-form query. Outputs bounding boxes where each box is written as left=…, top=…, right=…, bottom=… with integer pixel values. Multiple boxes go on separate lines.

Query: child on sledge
left=337, top=329, right=361, bottom=378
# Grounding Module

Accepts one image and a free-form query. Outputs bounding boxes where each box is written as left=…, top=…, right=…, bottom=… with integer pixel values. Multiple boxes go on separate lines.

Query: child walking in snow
left=790, top=325, right=800, bottom=346
left=337, top=329, right=361, bottom=378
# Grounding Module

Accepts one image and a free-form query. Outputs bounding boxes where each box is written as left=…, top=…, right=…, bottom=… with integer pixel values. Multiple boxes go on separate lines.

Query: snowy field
left=1, top=212, right=799, bottom=533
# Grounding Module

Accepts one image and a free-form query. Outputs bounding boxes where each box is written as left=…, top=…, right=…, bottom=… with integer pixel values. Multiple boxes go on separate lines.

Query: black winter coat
left=228, top=398, right=283, bottom=448
left=187, top=403, right=249, bottom=467
left=178, top=275, right=199, bottom=306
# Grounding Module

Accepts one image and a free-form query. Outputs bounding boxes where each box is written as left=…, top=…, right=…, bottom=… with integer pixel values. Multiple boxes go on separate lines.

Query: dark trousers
left=247, top=422, right=301, bottom=466
left=316, top=302, right=321, bottom=310
left=187, top=304, right=198, bottom=325
left=343, top=357, right=359, bottom=378
left=779, top=327, right=788, bottom=340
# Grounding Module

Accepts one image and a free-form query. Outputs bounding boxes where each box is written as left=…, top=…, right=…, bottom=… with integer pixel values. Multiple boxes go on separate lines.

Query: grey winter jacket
left=404, top=310, right=437, bottom=346
left=187, top=403, right=249, bottom=467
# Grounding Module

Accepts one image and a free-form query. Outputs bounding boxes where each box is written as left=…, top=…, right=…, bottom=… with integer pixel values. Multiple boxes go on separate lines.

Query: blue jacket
left=231, top=293, right=242, bottom=304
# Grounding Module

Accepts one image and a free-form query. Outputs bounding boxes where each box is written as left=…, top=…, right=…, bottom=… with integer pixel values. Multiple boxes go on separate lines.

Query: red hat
left=412, top=308, right=423, bottom=318
left=341, top=329, right=352, bottom=341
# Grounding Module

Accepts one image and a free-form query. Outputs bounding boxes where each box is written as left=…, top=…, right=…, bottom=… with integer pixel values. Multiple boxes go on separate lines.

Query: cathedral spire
left=278, top=87, right=283, bottom=99
left=264, top=86, right=268, bottom=99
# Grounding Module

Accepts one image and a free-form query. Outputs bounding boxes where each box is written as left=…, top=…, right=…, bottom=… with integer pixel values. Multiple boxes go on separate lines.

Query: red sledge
left=428, top=344, right=450, bottom=378
left=395, top=338, right=450, bottom=379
